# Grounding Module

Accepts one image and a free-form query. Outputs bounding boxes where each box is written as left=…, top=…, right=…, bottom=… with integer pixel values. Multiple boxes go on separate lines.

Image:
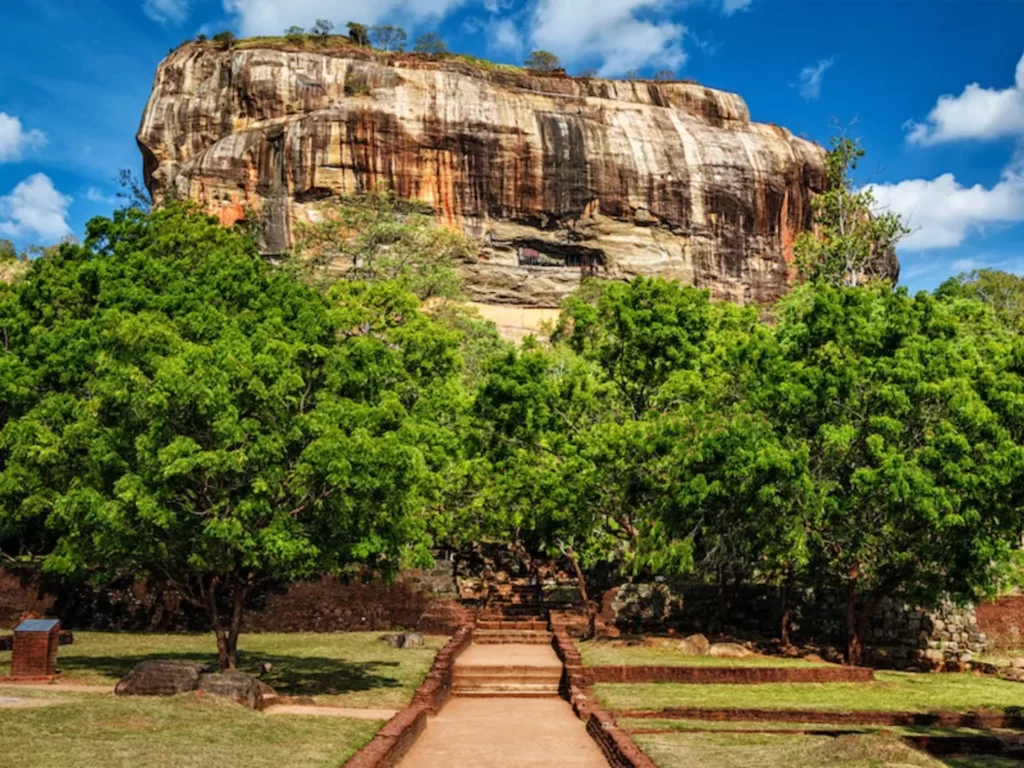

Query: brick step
left=472, top=630, right=553, bottom=644
left=452, top=684, right=561, bottom=696
left=453, top=667, right=562, bottom=681
left=475, top=620, right=549, bottom=631
left=453, top=688, right=560, bottom=698
left=480, top=605, right=546, bottom=614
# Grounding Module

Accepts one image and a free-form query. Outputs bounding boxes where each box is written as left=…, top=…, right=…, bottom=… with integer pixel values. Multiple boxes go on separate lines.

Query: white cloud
left=796, top=57, right=833, bottom=101
left=144, top=0, right=192, bottom=24
left=530, top=0, right=685, bottom=76
left=223, top=0, right=467, bottom=37
left=868, top=171, right=1024, bottom=251
left=906, top=53, right=1024, bottom=145
left=0, top=174, right=73, bottom=242
left=950, top=258, right=980, bottom=273
left=489, top=18, right=523, bottom=54
left=85, top=187, right=120, bottom=207
left=720, top=0, right=752, bottom=15
left=0, top=113, right=47, bottom=163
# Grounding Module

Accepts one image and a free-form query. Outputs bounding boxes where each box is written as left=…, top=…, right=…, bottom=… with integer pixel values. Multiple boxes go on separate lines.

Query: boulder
left=708, top=642, right=754, bottom=659
left=379, top=632, right=424, bottom=648
left=677, top=634, right=710, bottom=656
left=196, top=671, right=273, bottom=710
left=115, top=660, right=211, bottom=697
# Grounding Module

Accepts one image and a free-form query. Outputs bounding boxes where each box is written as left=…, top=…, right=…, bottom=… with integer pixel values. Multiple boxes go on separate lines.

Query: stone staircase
left=451, top=579, right=562, bottom=697
left=473, top=582, right=553, bottom=645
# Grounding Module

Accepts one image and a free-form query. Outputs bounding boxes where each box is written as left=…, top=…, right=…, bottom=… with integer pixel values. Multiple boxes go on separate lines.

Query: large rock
left=196, top=671, right=273, bottom=710
left=115, top=660, right=211, bottom=696
left=138, top=42, right=898, bottom=332
left=708, top=642, right=754, bottom=659
left=678, top=633, right=711, bottom=656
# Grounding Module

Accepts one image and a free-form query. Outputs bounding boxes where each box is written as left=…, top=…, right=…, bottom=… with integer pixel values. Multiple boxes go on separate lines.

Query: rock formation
left=138, top=42, right=897, bottom=318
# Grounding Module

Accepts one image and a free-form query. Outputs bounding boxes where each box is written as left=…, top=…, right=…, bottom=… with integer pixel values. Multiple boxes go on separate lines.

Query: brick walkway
left=399, top=696, right=608, bottom=767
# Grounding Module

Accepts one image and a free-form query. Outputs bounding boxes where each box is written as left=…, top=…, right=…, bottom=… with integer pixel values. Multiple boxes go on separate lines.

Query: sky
left=2, top=1, right=1024, bottom=293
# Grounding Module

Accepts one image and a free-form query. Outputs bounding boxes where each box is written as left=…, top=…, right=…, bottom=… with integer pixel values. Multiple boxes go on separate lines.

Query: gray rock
left=115, top=660, right=211, bottom=697
left=196, top=671, right=272, bottom=710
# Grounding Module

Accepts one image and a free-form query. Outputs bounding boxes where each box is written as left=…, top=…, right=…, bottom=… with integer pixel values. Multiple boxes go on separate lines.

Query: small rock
left=378, top=632, right=424, bottom=648
left=1011, top=657, right=1024, bottom=669
left=708, top=642, right=754, bottom=659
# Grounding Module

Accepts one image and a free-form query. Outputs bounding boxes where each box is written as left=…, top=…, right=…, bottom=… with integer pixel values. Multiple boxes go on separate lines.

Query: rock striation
left=138, top=42, right=896, bottom=312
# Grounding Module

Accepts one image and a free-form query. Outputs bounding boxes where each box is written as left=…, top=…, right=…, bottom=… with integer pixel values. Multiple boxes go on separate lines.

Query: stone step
left=480, top=605, right=546, bottom=615
left=473, top=630, right=553, bottom=645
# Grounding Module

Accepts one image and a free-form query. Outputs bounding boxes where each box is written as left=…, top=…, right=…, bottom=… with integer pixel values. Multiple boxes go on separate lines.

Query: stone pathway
left=399, top=696, right=607, bottom=767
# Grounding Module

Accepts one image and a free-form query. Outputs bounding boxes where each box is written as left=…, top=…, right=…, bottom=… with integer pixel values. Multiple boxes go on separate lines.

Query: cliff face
left=138, top=44, right=878, bottom=308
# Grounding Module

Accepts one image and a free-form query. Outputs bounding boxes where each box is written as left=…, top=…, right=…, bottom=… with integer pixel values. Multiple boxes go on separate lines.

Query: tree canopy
left=0, top=203, right=467, bottom=668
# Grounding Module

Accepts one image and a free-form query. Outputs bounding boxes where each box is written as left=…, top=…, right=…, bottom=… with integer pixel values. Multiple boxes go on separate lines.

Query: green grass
left=632, top=731, right=946, bottom=768
left=595, top=671, right=1024, bottom=714
left=0, top=692, right=380, bottom=768
left=0, top=631, right=446, bottom=708
left=578, top=640, right=830, bottom=668
left=617, top=717, right=998, bottom=738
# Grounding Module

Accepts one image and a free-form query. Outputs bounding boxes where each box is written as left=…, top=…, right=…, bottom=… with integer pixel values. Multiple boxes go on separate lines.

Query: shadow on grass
left=57, top=652, right=405, bottom=697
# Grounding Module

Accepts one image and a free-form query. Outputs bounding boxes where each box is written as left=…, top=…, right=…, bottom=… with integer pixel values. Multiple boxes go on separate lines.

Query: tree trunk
left=204, top=574, right=248, bottom=671
left=561, top=544, right=596, bottom=639
left=844, top=569, right=864, bottom=666
left=780, top=583, right=791, bottom=648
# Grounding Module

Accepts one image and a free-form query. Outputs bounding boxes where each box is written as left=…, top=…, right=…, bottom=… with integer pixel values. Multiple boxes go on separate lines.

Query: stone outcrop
left=138, top=42, right=896, bottom=314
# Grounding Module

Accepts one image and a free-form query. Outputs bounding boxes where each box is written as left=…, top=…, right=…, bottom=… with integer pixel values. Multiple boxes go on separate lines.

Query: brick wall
left=0, top=562, right=467, bottom=634
left=975, top=595, right=1024, bottom=649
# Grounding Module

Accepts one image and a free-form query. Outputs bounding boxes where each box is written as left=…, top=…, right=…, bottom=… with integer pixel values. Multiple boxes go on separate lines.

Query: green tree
left=794, top=135, right=908, bottom=286
left=292, top=186, right=475, bottom=299
left=758, top=284, right=1023, bottom=664
left=370, top=25, right=407, bottom=51
left=525, top=50, right=561, bottom=73
left=653, top=69, right=675, bottom=81
left=0, top=239, right=16, bottom=262
left=936, top=269, right=1024, bottom=330
left=413, top=32, right=447, bottom=55
left=284, top=25, right=306, bottom=43
left=212, top=30, right=237, bottom=50
left=554, top=277, right=712, bottom=417
left=0, top=204, right=463, bottom=669
left=312, top=18, right=334, bottom=38
left=346, top=21, right=369, bottom=46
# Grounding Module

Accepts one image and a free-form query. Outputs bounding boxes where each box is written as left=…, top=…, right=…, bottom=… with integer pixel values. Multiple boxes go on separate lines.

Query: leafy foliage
left=292, top=186, right=475, bottom=300
left=794, top=135, right=908, bottom=286
left=413, top=32, right=447, bottom=55
left=0, top=203, right=465, bottom=668
left=346, top=21, right=368, bottom=47
left=525, top=50, right=561, bottom=73
left=370, top=25, right=407, bottom=51
left=936, top=269, right=1024, bottom=330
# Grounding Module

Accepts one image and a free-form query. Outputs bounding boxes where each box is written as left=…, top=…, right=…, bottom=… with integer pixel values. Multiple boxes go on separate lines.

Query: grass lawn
left=596, top=672, right=1024, bottom=714
left=0, top=692, right=380, bottom=768
left=629, top=730, right=1024, bottom=768
left=0, top=631, right=447, bottom=708
left=617, top=717, right=1004, bottom=738
left=578, top=640, right=830, bottom=668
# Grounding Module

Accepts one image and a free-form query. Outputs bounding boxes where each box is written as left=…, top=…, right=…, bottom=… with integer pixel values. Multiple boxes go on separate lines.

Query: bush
left=525, top=50, right=561, bottom=73
left=412, top=32, right=447, bottom=56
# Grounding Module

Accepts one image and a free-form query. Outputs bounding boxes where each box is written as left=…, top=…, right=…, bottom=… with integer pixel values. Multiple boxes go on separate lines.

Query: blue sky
left=2, top=0, right=1024, bottom=292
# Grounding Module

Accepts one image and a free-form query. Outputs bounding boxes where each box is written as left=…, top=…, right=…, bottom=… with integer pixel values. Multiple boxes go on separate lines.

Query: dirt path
left=264, top=704, right=397, bottom=720
left=399, top=697, right=608, bottom=767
